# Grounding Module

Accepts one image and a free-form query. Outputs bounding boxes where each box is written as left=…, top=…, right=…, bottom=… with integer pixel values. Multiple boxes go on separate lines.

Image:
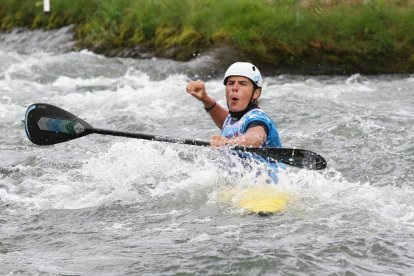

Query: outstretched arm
left=186, top=80, right=228, bottom=129
left=210, top=126, right=267, bottom=147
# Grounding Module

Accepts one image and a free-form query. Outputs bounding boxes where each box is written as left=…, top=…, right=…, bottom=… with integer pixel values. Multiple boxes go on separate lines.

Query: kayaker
left=186, top=62, right=283, bottom=182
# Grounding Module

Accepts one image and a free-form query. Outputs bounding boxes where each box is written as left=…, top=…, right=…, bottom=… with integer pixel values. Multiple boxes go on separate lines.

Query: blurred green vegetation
left=1, top=0, right=414, bottom=73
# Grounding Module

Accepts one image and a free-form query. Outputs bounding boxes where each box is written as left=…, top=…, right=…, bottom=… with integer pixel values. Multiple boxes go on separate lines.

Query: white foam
left=53, top=75, right=117, bottom=89
left=283, top=168, right=414, bottom=229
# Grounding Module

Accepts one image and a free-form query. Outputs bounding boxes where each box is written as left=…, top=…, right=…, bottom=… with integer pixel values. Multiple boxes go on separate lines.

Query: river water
left=1, top=28, right=413, bottom=275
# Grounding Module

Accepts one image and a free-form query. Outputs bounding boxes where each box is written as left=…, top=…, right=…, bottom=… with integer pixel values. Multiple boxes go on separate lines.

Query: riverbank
left=1, top=0, right=414, bottom=75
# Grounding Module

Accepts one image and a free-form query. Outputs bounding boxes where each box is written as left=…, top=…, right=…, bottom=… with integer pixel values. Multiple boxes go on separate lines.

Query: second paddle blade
left=250, top=147, right=327, bottom=170
left=24, top=103, right=92, bottom=145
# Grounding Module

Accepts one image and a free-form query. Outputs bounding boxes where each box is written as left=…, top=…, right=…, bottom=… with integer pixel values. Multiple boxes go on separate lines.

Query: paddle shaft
left=91, top=128, right=210, bottom=147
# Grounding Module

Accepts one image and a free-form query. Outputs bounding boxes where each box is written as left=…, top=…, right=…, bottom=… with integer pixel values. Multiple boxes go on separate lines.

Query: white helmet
left=223, top=62, right=262, bottom=87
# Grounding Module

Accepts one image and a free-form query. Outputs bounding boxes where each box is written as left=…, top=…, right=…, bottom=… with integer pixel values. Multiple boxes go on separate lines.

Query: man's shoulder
left=244, top=108, right=272, bottom=121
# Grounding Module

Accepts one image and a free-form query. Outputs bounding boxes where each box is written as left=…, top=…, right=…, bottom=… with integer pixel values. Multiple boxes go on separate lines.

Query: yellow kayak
left=218, top=184, right=291, bottom=216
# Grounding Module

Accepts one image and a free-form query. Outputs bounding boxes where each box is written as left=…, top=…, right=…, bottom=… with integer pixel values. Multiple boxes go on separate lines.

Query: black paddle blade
left=24, top=103, right=92, bottom=145
left=249, top=147, right=327, bottom=170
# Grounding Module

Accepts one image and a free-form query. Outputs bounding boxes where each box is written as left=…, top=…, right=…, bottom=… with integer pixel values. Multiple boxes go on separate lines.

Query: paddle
left=24, top=103, right=327, bottom=170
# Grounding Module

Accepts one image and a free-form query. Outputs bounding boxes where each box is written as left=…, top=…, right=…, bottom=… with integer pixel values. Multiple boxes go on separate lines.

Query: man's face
left=225, top=76, right=258, bottom=112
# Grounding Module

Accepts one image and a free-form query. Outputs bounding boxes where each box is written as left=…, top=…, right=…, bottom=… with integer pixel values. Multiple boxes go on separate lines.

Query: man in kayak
left=186, top=62, right=283, bottom=182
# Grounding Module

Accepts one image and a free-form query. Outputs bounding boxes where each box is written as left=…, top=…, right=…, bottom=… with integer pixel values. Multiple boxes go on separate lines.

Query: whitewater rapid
left=0, top=28, right=413, bottom=275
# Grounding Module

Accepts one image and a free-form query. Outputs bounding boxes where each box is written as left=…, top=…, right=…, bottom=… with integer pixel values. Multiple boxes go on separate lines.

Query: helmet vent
left=252, top=66, right=256, bottom=71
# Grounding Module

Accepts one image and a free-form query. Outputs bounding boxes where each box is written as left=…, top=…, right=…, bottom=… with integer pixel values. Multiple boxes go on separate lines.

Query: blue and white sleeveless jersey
left=221, top=108, right=283, bottom=183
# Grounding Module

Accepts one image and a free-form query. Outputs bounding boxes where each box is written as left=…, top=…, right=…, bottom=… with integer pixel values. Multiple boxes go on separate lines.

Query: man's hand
left=210, top=135, right=229, bottom=147
left=186, top=80, right=207, bottom=102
